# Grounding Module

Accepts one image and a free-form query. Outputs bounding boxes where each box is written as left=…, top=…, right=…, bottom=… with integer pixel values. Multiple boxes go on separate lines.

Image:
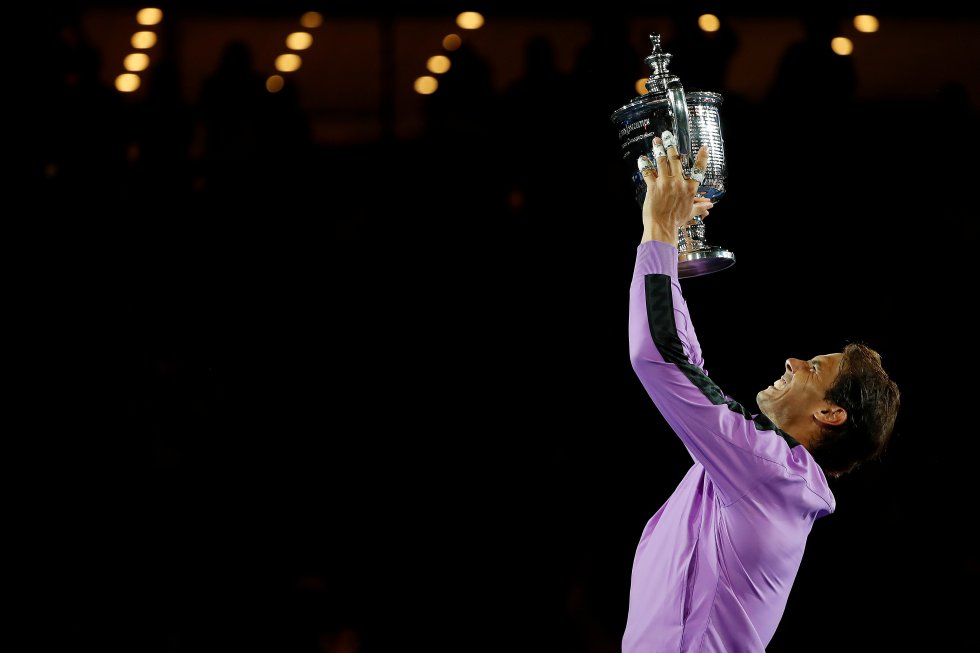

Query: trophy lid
left=610, top=32, right=723, bottom=124
left=610, top=32, right=680, bottom=124
left=643, top=33, right=679, bottom=95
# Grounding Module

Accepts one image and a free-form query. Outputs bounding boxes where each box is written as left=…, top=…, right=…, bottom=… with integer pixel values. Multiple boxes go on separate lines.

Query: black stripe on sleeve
left=643, top=274, right=801, bottom=448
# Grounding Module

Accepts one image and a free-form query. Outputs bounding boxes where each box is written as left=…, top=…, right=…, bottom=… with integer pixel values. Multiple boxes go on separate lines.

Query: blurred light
left=131, top=31, right=157, bottom=49
left=300, top=11, right=323, bottom=29
left=635, top=78, right=649, bottom=95
left=415, top=76, right=438, bottom=95
left=456, top=12, right=484, bottom=30
left=275, top=53, right=302, bottom=72
left=853, top=15, right=879, bottom=33
left=115, top=73, right=141, bottom=92
left=831, top=36, right=854, bottom=55
left=286, top=31, right=313, bottom=50
left=427, top=55, right=451, bottom=74
left=136, top=8, right=163, bottom=26
left=124, top=52, right=150, bottom=72
left=266, top=75, right=285, bottom=92
left=698, top=14, right=720, bottom=33
left=442, top=34, right=462, bottom=51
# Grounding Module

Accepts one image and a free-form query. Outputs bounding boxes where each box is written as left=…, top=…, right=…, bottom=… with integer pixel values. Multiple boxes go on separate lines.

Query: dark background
left=19, top=2, right=979, bottom=652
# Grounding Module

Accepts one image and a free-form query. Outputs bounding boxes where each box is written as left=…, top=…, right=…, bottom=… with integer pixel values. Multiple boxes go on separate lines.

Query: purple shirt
left=624, top=241, right=835, bottom=653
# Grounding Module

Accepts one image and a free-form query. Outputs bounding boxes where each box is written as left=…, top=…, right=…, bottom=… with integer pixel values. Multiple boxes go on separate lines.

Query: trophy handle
left=666, top=80, right=692, bottom=168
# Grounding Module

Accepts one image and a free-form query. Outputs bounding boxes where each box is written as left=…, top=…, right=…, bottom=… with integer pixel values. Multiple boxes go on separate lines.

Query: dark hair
left=809, top=343, right=900, bottom=478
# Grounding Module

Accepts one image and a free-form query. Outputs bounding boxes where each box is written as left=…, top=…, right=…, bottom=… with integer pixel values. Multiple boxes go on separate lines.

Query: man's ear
left=814, top=405, right=847, bottom=427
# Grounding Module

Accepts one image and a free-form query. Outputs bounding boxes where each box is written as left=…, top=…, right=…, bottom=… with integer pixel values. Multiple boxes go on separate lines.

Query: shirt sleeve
left=628, top=240, right=783, bottom=504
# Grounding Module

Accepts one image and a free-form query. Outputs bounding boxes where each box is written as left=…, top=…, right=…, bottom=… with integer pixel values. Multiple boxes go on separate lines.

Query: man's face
left=757, top=353, right=844, bottom=434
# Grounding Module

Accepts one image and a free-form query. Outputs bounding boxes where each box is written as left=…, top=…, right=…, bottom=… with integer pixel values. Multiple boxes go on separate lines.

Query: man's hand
left=637, top=133, right=712, bottom=246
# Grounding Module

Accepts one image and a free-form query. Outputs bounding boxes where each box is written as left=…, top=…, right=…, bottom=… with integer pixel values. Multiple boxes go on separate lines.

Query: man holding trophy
left=618, top=36, right=901, bottom=652
left=624, top=130, right=901, bottom=652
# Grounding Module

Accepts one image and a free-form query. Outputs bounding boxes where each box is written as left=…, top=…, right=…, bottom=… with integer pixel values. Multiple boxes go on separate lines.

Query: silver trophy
left=611, top=33, right=734, bottom=278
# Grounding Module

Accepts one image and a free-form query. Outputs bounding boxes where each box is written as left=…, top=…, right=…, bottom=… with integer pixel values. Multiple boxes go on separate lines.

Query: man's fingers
left=637, top=154, right=657, bottom=183
left=650, top=137, right=667, bottom=174
left=689, top=144, right=710, bottom=187
left=693, top=197, right=713, bottom=217
left=641, top=137, right=709, bottom=187
left=661, top=130, right=685, bottom=177
left=694, top=144, right=710, bottom=173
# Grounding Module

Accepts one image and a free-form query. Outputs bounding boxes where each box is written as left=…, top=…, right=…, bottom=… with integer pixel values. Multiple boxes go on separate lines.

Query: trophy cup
left=611, top=33, right=734, bottom=278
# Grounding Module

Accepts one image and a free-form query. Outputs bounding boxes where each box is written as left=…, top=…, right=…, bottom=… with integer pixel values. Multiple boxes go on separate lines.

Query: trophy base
left=678, top=247, right=735, bottom=279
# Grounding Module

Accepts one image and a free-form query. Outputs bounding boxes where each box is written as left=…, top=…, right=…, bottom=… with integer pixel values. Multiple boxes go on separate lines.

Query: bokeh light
left=442, top=34, right=462, bottom=51
left=427, top=55, right=451, bottom=74
left=635, top=78, right=649, bottom=95
left=131, top=31, right=157, bottom=49
left=698, top=14, right=720, bottom=33
left=115, top=73, right=141, bottom=92
left=275, top=53, right=302, bottom=72
left=286, top=32, right=313, bottom=50
left=266, top=75, right=285, bottom=92
left=414, top=76, right=438, bottom=95
left=300, top=12, right=323, bottom=29
left=136, top=8, right=163, bottom=26
left=456, top=12, right=484, bottom=30
left=124, top=52, right=150, bottom=72
left=854, top=15, right=880, bottom=33
left=831, top=36, right=854, bottom=55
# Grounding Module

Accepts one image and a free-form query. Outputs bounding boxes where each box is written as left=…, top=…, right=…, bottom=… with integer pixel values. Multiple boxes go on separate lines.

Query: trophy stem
left=678, top=215, right=708, bottom=252
left=677, top=216, right=735, bottom=279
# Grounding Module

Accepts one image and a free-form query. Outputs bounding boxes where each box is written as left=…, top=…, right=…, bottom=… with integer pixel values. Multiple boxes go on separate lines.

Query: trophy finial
left=644, top=32, right=677, bottom=94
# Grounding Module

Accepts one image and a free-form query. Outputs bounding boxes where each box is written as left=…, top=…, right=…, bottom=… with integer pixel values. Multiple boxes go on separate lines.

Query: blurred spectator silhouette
left=929, top=80, right=979, bottom=307
left=499, top=34, right=568, bottom=123
left=565, top=15, right=646, bottom=249
left=420, top=40, right=496, bottom=147
left=130, top=55, right=196, bottom=214
left=260, top=78, right=315, bottom=196
left=759, top=11, right=859, bottom=239
left=934, top=80, right=978, bottom=145
left=567, top=14, right=642, bottom=202
left=195, top=39, right=273, bottom=214
left=567, top=13, right=639, bottom=176
left=568, top=15, right=639, bottom=124
left=665, top=12, right=740, bottom=96
left=416, top=40, right=506, bottom=254
left=765, top=12, right=857, bottom=117
left=36, top=10, right=132, bottom=213
left=496, top=35, right=573, bottom=227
